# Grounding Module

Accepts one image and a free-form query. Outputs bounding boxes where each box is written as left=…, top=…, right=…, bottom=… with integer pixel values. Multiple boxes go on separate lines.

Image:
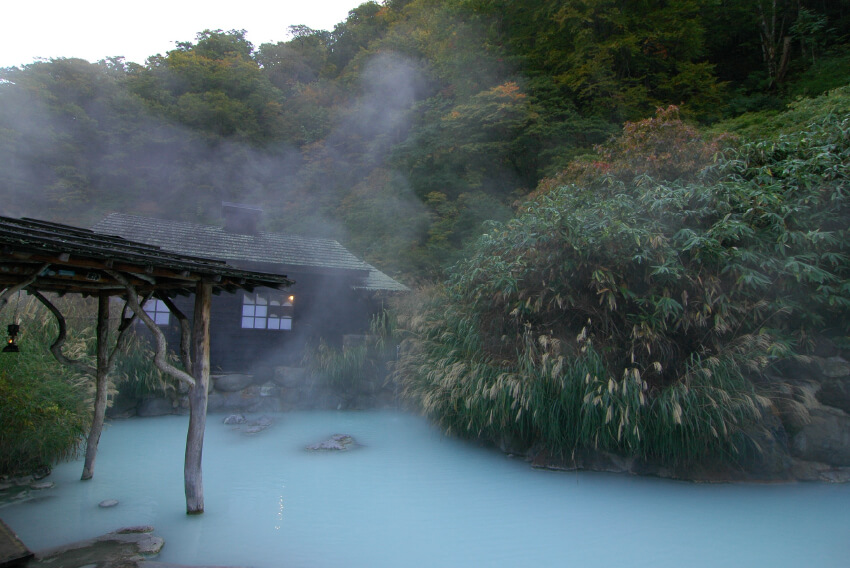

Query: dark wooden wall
left=145, top=270, right=382, bottom=372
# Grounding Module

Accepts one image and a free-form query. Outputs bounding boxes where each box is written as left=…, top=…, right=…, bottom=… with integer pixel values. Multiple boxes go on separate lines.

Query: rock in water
left=306, top=434, right=356, bottom=451
left=245, top=416, right=273, bottom=434
left=98, top=499, right=119, bottom=508
left=223, top=413, right=247, bottom=425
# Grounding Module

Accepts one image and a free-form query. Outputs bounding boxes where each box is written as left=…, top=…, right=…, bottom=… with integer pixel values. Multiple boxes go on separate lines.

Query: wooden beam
left=15, top=253, right=202, bottom=282
left=0, top=263, right=49, bottom=312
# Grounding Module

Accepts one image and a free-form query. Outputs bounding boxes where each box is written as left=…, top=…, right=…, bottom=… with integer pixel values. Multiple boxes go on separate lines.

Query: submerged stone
left=245, top=416, right=273, bottom=434
left=98, top=499, right=119, bottom=508
left=306, top=434, right=357, bottom=451
left=223, top=413, right=247, bottom=425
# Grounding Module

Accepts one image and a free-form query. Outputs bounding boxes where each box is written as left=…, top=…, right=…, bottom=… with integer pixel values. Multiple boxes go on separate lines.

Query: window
left=143, top=298, right=171, bottom=326
left=242, top=292, right=293, bottom=330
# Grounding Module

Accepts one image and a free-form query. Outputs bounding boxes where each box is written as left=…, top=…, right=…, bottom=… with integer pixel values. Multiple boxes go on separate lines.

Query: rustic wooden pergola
left=0, top=216, right=293, bottom=514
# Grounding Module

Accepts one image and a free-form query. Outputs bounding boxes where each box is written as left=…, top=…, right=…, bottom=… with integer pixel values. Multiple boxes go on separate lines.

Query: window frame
left=241, top=291, right=293, bottom=330
left=142, top=298, right=171, bottom=326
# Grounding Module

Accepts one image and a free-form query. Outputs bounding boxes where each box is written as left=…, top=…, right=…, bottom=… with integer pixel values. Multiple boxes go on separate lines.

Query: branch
left=106, top=299, right=143, bottom=370
left=156, top=293, right=193, bottom=376
left=30, top=290, right=97, bottom=376
left=105, top=270, right=196, bottom=387
left=0, top=263, right=50, bottom=313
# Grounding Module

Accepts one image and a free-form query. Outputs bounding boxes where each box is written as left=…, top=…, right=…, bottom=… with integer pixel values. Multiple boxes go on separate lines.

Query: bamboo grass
left=394, top=109, right=849, bottom=469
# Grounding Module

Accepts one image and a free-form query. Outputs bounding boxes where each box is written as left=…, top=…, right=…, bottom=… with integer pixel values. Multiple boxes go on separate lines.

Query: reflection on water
left=3, top=411, right=850, bottom=568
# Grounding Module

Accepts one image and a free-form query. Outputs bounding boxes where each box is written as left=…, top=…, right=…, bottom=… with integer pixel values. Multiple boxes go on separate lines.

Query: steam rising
left=0, top=51, right=429, bottom=276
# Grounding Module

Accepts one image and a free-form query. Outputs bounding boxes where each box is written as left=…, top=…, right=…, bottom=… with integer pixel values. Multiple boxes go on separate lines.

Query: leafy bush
left=537, top=106, right=729, bottom=194
left=0, top=296, right=92, bottom=476
left=396, top=103, right=849, bottom=467
left=711, top=84, right=850, bottom=141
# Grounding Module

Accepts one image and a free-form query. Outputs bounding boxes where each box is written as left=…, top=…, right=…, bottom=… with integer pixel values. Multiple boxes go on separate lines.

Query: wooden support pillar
left=185, top=281, right=212, bottom=515
left=81, top=293, right=110, bottom=480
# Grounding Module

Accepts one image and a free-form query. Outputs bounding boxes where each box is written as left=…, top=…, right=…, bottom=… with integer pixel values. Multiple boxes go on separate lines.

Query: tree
left=474, top=0, right=725, bottom=121
left=129, top=30, right=285, bottom=143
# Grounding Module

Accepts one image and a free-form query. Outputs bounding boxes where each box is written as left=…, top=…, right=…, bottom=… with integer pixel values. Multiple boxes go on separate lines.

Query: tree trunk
left=81, top=294, right=111, bottom=480
left=185, top=281, right=212, bottom=515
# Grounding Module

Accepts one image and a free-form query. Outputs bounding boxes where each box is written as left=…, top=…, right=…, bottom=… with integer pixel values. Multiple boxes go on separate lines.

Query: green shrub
left=0, top=294, right=175, bottom=475
left=711, top=83, right=850, bottom=140
left=0, top=296, right=92, bottom=476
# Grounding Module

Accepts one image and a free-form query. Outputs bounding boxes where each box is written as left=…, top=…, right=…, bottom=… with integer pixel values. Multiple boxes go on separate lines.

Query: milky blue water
left=2, top=411, right=849, bottom=568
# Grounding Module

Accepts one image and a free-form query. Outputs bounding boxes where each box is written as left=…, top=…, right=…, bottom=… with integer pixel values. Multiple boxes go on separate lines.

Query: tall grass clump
left=0, top=295, right=93, bottom=476
left=111, top=332, right=178, bottom=399
left=304, top=309, right=400, bottom=394
left=396, top=97, right=848, bottom=469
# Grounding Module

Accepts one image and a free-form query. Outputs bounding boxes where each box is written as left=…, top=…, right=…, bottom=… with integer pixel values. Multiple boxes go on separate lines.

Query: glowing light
left=3, top=324, right=20, bottom=353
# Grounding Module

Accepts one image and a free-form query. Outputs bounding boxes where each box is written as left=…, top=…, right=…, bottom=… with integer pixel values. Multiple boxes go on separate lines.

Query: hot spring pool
left=2, top=411, right=849, bottom=567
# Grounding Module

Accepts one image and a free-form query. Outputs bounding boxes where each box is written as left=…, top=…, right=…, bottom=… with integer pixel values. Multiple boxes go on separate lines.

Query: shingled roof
left=92, top=213, right=408, bottom=293
left=0, top=216, right=293, bottom=297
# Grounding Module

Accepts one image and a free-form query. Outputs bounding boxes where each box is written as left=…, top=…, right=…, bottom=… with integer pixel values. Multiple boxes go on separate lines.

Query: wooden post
left=81, top=294, right=110, bottom=480
left=185, top=281, right=212, bottom=514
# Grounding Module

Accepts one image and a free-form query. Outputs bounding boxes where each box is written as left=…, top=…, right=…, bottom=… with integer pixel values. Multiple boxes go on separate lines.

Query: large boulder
left=136, top=397, right=173, bottom=417
left=206, top=391, right=225, bottom=412
left=213, top=374, right=254, bottom=392
left=816, top=376, right=850, bottom=414
left=272, top=366, right=307, bottom=388
left=258, top=382, right=281, bottom=399
left=813, top=356, right=850, bottom=378
left=791, top=407, right=850, bottom=466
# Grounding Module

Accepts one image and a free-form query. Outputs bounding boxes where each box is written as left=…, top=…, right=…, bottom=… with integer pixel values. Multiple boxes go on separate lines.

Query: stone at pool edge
left=306, top=434, right=357, bottom=451
left=29, top=526, right=164, bottom=568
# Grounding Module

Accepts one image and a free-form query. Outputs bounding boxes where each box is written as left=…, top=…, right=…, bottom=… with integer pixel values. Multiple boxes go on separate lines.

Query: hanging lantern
left=3, top=323, right=20, bottom=353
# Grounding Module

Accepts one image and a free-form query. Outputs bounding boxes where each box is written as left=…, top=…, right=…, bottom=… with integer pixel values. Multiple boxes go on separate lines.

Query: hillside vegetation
left=1, top=0, right=848, bottom=277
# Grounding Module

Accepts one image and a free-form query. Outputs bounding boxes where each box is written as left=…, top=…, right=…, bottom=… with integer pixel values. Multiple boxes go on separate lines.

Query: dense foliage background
left=2, top=0, right=848, bottom=277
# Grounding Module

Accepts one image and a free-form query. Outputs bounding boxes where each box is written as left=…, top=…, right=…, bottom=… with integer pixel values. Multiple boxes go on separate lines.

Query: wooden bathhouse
left=92, top=204, right=407, bottom=372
